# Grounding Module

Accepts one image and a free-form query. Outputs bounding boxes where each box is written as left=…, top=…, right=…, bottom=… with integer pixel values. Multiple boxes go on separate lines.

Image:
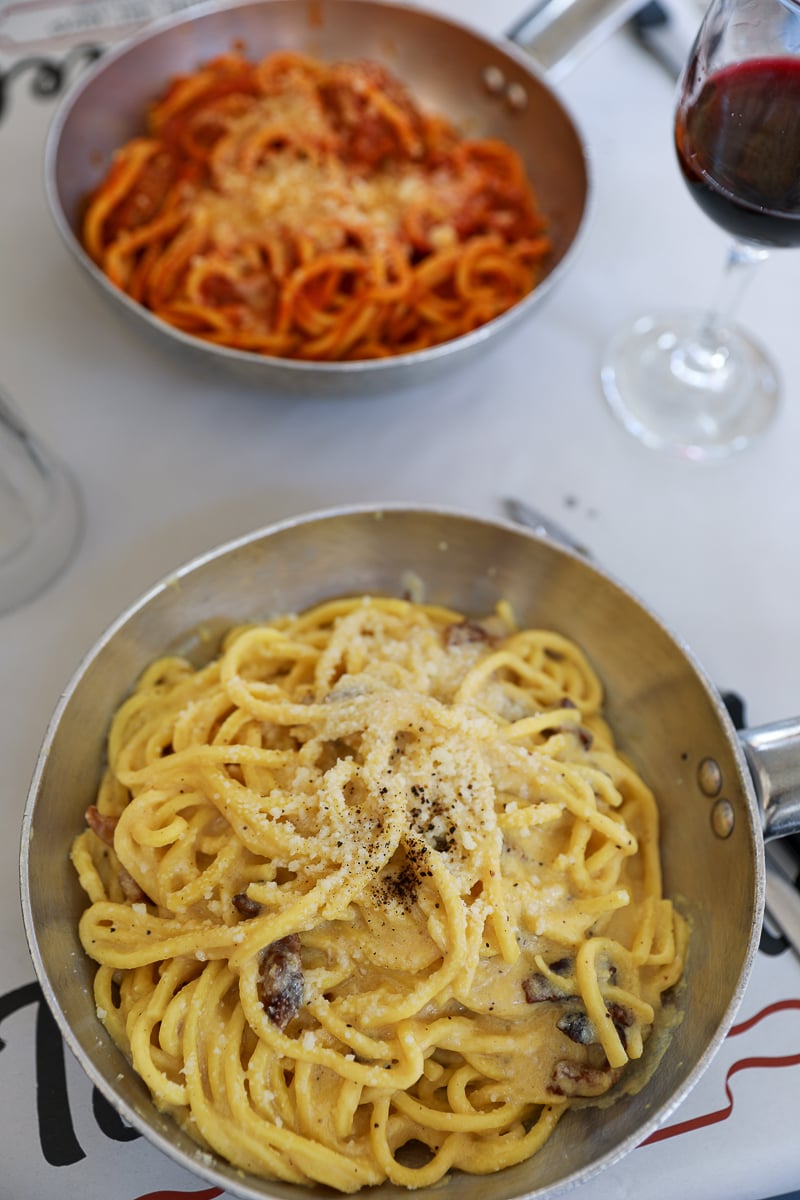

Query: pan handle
left=739, top=719, right=800, bottom=841
left=502, top=500, right=800, bottom=841
left=506, top=0, right=647, bottom=79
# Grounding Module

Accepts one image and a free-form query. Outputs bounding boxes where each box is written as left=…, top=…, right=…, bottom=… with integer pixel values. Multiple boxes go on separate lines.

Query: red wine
left=675, top=56, right=800, bottom=247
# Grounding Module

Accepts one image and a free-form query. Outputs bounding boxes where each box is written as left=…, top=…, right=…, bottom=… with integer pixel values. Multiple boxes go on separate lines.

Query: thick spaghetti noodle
left=72, top=596, right=687, bottom=1192
left=81, top=52, right=551, bottom=360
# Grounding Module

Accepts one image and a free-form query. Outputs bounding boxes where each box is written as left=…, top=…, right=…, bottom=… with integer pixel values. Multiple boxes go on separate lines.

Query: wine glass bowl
left=0, top=386, right=82, bottom=615
left=601, top=0, right=800, bottom=459
left=675, top=3, right=800, bottom=250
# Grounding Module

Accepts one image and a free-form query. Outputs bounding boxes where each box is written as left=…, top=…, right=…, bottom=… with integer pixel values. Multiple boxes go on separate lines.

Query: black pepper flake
left=373, top=857, right=421, bottom=911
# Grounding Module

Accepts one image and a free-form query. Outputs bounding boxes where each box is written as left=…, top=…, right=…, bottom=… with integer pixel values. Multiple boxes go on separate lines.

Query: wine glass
left=0, top=385, right=83, bottom=615
left=601, top=0, right=800, bottom=460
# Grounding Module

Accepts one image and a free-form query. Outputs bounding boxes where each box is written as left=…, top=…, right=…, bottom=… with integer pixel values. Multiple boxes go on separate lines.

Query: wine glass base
left=0, top=456, right=83, bottom=616
left=600, top=310, right=780, bottom=461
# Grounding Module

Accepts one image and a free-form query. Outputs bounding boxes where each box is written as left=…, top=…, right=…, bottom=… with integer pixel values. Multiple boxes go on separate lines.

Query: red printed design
left=127, top=1000, right=800, bottom=1198
left=642, top=998, right=800, bottom=1145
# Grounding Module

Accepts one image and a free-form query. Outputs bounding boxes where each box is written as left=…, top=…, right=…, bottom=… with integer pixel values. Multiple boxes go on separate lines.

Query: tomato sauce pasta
left=72, top=596, right=687, bottom=1192
left=81, top=52, right=552, bottom=360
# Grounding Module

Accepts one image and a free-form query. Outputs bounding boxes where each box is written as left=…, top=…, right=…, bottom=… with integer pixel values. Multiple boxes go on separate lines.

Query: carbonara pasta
left=72, top=596, right=687, bottom=1192
left=81, top=51, right=551, bottom=360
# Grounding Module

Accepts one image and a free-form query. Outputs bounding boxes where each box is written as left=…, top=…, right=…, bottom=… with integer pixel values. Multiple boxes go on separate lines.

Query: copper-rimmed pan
left=20, top=504, right=800, bottom=1200
left=44, top=0, right=642, bottom=395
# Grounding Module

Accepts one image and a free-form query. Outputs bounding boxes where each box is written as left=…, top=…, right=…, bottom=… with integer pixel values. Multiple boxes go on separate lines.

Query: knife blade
left=502, top=496, right=591, bottom=558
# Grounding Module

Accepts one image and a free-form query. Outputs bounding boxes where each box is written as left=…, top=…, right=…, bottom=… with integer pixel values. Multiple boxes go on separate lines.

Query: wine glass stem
left=689, top=240, right=769, bottom=373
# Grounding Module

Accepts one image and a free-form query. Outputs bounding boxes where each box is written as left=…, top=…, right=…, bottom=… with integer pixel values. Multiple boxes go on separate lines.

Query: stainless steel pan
left=44, top=0, right=641, bottom=396
left=20, top=504, right=800, bottom=1200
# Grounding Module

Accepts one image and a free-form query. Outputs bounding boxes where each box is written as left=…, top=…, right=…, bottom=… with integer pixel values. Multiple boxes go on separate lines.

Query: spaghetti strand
left=73, top=595, right=686, bottom=1192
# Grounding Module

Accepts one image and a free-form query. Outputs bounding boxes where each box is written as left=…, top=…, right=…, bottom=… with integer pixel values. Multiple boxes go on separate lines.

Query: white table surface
left=2, top=1, right=800, bottom=1197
